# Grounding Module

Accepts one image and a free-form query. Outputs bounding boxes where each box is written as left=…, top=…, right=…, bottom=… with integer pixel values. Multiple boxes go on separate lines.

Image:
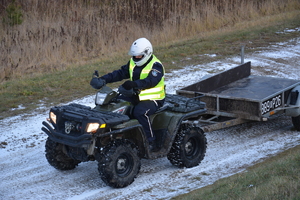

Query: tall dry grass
left=0, top=0, right=299, bottom=82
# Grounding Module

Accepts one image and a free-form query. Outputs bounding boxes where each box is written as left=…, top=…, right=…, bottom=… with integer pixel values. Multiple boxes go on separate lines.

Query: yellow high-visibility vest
left=129, top=55, right=165, bottom=101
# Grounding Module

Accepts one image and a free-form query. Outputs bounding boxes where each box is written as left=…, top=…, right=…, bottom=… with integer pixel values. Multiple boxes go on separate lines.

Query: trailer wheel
left=45, top=137, right=81, bottom=170
left=167, top=124, right=207, bottom=168
left=98, top=139, right=141, bottom=188
left=292, top=115, right=300, bottom=131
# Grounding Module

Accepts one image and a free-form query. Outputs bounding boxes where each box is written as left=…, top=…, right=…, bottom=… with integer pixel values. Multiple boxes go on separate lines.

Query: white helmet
left=128, top=38, right=153, bottom=66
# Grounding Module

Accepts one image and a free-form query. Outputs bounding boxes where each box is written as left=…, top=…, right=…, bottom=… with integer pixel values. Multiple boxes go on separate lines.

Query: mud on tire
left=98, top=139, right=141, bottom=188
left=167, top=124, right=207, bottom=168
left=45, top=137, right=81, bottom=170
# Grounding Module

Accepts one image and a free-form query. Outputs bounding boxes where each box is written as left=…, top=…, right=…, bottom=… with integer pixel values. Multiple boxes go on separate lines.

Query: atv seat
left=155, top=102, right=170, bottom=114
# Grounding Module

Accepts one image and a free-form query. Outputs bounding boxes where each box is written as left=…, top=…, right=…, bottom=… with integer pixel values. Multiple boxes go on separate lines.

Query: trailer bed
left=177, top=62, right=300, bottom=121
left=207, top=75, right=298, bottom=101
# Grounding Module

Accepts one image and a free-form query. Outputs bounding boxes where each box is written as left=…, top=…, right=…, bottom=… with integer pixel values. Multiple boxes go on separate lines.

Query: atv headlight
left=50, top=112, right=57, bottom=124
left=86, top=123, right=99, bottom=133
left=95, top=92, right=108, bottom=105
left=86, top=123, right=106, bottom=134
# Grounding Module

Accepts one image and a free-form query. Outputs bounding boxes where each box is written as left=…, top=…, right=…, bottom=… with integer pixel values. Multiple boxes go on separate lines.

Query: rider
left=90, top=38, right=165, bottom=151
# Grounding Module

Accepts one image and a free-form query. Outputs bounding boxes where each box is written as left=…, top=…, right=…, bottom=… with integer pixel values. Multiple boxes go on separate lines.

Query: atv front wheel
left=167, top=124, right=207, bottom=168
left=292, top=115, right=300, bottom=131
left=45, top=137, right=81, bottom=170
left=98, top=139, right=141, bottom=188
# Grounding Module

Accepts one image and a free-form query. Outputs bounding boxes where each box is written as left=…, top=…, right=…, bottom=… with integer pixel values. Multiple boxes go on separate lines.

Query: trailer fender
left=286, top=85, right=300, bottom=117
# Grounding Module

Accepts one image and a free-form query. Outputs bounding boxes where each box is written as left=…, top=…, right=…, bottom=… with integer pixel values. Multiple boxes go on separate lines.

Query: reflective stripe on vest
left=129, top=55, right=165, bottom=101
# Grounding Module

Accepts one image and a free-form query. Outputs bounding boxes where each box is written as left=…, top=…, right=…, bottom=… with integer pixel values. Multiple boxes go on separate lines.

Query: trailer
left=177, top=62, right=300, bottom=132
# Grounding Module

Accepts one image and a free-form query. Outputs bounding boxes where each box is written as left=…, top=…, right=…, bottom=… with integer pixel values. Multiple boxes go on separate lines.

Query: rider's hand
left=122, top=81, right=137, bottom=90
left=90, top=78, right=105, bottom=89
left=118, top=85, right=135, bottom=97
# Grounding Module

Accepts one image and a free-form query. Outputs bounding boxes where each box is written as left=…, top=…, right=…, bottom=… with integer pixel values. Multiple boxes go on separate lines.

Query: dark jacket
left=101, top=55, right=165, bottom=106
left=101, top=55, right=164, bottom=90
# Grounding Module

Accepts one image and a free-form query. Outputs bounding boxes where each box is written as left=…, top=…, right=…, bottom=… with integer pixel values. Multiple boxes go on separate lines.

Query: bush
left=2, top=0, right=23, bottom=26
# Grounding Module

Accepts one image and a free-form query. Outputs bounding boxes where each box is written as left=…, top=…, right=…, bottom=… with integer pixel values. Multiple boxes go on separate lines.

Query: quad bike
left=41, top=83, right=207, bottom=188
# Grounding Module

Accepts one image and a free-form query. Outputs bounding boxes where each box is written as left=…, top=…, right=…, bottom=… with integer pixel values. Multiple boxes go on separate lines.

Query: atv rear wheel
left=98, top=139, right=141, bottom=188
left=292, top=115, right=300, bottom=131
left=167, top=124, right=207, bottom=168
left=45, top=137, right=81, bottom=170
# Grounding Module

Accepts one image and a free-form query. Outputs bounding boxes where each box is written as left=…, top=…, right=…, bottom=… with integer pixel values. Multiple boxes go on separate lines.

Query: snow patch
left=1, top=38, right=300, bottom=200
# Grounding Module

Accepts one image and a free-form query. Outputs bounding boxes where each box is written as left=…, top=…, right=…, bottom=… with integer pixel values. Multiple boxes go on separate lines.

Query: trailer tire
left=45, top=137, right=81, bottom=170
left=167, top=124, right=207, bottom=168
left=98, top=139, right=141, bottom=188
left=292, top=115, right=300, bottom=131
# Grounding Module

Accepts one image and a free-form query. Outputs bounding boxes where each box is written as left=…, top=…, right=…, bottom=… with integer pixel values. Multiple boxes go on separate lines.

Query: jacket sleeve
left=100, top=62, right=130, bottom=83
left=135, top=62, right=164, bottom=90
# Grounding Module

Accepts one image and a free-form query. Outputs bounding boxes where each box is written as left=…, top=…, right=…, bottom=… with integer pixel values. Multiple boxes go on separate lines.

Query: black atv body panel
left=42, top=103, right=130, bottom=147
left=42, top=94, right=206, bottom=153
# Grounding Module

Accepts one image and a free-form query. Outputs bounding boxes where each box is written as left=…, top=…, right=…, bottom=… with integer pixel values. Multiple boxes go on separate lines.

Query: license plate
left=261, top=94, right=282, bottom=115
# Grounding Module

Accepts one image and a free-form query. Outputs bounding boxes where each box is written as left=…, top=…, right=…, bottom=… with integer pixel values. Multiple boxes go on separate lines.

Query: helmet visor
left=128, top=49, right=143, bottom=56
left=132, top=55, right=144, bottom=62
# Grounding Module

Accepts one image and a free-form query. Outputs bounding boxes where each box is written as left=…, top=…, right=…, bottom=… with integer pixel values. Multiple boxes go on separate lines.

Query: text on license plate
left=261, top=94, right=282, bottom=115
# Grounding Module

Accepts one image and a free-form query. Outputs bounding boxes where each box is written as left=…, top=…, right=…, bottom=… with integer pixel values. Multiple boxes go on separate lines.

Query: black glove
left=118, top=85, right=135, bottom=97
left=122, top=81, right=137, bottom=90
left=90, top=78, right=106, bottom=89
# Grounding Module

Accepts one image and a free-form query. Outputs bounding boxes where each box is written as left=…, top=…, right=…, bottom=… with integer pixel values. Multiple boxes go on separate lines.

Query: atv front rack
left=42, top=103, right=130, bottom=147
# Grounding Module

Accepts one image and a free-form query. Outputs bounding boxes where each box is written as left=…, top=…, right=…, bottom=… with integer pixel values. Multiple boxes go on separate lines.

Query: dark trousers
left=133, top=100, right=159, bottom=142
left=118, top=95, right=163, bottom=143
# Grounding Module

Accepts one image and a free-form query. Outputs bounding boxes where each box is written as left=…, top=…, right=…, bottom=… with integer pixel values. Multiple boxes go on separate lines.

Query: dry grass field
left=1, top=0, right=299, bottom=82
